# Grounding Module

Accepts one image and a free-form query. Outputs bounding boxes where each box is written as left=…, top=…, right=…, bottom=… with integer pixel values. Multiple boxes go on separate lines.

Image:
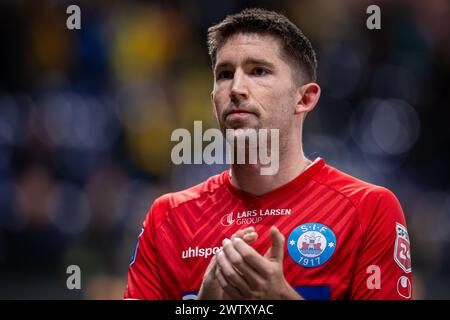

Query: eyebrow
left=214, top=58, right=276, bottom=73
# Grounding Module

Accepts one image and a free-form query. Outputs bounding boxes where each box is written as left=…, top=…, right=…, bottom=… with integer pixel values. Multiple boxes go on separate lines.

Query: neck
left=229, top=141, right=311, bottom=196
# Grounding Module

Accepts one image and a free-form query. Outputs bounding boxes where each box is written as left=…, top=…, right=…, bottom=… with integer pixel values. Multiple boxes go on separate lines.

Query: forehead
left=215, top=33, right=285, bottom=66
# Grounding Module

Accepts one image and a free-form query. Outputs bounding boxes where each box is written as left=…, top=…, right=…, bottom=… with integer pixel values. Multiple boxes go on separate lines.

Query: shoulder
left=143, top=171, right=227, bottom=230
left=312, top=163, right=404, bottom=228
left=313, top=163, right=397, bottom=204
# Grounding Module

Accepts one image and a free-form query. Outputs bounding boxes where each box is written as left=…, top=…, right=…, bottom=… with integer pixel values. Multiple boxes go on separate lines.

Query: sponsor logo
left=220, top=208, right=292, bottom=227
left=397, top=276, right=412, bottom=299
left=182, top=246, right=222, bottom=260
left=288, top=222, right=336, bottom=268
left=394, top=223, right=411, bottom=273
left=221, top=212, right=235, bottom=226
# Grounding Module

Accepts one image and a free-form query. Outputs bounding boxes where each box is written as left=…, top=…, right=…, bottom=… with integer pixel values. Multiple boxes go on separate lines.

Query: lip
left=225, top=109, right=255, bottom=118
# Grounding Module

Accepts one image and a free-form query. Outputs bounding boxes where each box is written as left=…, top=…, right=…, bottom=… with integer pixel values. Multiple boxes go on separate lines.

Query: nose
left=230, top=69, right=249, bottom=101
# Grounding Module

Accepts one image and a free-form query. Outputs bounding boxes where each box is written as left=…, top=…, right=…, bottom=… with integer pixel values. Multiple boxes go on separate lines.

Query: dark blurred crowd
left=0, top=0, right=449, bottom=299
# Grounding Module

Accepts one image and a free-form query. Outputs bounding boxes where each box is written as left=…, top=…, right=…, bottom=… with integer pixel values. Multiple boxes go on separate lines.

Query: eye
left=252, top=67, right=269, bottom=76
left=217, top=70, right=233, bottom=80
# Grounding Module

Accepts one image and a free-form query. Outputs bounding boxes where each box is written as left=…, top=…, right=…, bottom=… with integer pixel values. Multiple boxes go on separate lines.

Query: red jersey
left=124, top=158, right=412, bottom=300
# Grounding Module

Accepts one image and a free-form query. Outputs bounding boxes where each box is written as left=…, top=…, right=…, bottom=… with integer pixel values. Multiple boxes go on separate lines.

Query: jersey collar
left=222, top=157, right=325, bottom=204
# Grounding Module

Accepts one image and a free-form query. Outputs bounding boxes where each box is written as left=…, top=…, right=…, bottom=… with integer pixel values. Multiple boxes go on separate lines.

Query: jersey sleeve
left=123, top=200, right=165, bottom=300
left=346, top=187, right=412, bottom=300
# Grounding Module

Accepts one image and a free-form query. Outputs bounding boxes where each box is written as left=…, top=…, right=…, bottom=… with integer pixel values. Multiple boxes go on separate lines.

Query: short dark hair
left=207, top=8, right=317, bottom=83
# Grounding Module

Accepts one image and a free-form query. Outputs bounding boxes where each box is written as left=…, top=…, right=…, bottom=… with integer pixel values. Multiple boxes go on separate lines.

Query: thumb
left=267, top=226, right=285, bottom=261
left=204, top=255, right=216, bottom=276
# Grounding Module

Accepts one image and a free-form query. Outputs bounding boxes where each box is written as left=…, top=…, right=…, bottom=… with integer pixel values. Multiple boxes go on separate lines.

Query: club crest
left=287, top=223, right=336, bottom=268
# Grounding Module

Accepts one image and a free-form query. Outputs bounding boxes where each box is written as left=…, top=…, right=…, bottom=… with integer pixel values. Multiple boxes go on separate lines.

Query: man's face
left=211, top=33, right=299, bottom=136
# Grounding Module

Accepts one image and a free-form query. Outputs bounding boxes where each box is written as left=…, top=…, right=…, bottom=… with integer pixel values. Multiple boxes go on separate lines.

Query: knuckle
left=266, top=268, right=275, bottom=278
left=223, top=268, right=234, bottom=279
left=230, top=255, right=244, bottom=266
left=241, top=251, right=253, bottom=260
left=234, top=231, right=243, bottom=238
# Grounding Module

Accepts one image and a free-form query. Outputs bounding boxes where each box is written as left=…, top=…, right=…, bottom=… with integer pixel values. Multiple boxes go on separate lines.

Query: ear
left=210, top=91, right=219, bottom=121
left=294, top=82, right=321, bottom=115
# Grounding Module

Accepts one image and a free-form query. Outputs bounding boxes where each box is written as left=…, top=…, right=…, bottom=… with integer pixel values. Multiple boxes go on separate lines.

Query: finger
left=263, top=246, right=272, bottom=259
left=231, top=237, right=272, bottom=277
left=231, top=226, right=255, bottom=240
left=222, top=238, right=265, bottom=290
left=216, top=250, right=254, bottom=297
left=204, top=255, right=217, bottom=277
left=215, top=265, right=244, bottom=299
left=242, top=232, right=258, bottom=244
left=222, top=238, right=252, bottom=274
left=231, top=227, right=258, bottom=245
left=200, top=254, right=218, bottom=286
left=269, top=226, right=285, bottom=262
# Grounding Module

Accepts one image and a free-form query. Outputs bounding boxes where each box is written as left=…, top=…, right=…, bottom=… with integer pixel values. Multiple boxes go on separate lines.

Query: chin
left=224, top=126, right=261, bottom=146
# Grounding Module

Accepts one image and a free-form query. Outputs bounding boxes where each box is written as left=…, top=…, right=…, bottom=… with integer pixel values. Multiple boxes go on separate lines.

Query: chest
left=156, top=198, right=362, bottom=299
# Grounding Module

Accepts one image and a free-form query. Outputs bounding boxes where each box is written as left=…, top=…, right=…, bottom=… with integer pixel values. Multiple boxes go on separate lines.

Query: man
left=124, top=8, right=412, bottom=300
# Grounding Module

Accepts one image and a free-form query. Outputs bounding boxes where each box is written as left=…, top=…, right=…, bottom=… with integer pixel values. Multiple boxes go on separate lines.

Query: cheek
left=264, top=91, right=296, bottom=123
left=259, top=78, right=294, bottom=104
left=213, top=95, right=223, bottom=113
left=212, top=95, right=226, bottom=120
left=276, top=83, right=297, bottom=107
left=213, top=90, right=223, bottom=103
left=265, top=90, right=292, bottom=111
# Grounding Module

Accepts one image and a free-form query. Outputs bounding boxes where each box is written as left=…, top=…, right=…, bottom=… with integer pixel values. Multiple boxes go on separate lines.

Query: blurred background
left=0, top=0, right=448, bottom=299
